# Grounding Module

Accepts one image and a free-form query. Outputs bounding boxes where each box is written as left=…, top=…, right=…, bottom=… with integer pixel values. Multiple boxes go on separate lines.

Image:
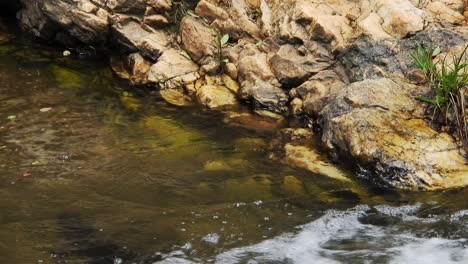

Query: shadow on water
left=54, top=212, right=136, bottom=264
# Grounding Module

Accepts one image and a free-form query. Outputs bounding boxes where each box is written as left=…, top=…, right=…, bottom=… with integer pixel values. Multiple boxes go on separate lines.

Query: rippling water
left=0, top=35, right=467, bottom=264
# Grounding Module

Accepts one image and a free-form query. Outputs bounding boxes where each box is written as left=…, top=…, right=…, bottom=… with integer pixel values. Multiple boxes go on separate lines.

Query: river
left=0, top=34, right=467, bottom=264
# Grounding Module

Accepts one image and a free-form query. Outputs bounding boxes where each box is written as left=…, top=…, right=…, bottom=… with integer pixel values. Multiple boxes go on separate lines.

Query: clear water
left=0, top=34, right=467, bottom=264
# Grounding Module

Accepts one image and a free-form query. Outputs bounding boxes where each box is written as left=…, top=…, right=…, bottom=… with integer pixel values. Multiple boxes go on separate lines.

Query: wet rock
left=204, top=160, right=232, bottom=171
left=234, top=137, right=267, bottom=153
left=111, top=53, right=152, bottom=85
left=282, top=175, right=307, bottom=196
left=320, top=78, right=468, bottom=190
left=270, top=128, right=351, bottom=182
left=239, top=78, right=288, bottom=113
left=223, top=111, right=284, bottom=131
left=196, top=85, right=238, bottom=109
left=49, top=64, right=85, bottom=89
left=289, top=98, right=304, bottom=116
left=160, top=88, right=193, bottom=107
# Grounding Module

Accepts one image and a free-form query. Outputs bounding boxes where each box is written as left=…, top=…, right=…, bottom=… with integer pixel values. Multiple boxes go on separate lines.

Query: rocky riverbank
left=11, top=0, right=468, bottom=190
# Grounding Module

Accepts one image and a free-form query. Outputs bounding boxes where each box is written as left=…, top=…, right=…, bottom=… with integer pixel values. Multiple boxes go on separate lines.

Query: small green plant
left=211, top=29, right=230, bottom=73
left=169, top=0, right=200, bottom=28
left=410, top=43, right=468, bottom=148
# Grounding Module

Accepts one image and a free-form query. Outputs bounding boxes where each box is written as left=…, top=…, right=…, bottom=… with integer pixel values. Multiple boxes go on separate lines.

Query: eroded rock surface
left=320, top=78, right=468, bottom=190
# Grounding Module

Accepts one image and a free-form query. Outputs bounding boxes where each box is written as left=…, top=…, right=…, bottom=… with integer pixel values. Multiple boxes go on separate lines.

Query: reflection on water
left=0, top=37, right=467, bottom=264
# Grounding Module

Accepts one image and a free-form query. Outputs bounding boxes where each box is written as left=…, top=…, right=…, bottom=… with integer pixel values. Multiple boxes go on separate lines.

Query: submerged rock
left=270, top=128, right=352, bottom=182
left=320, top=78, right=468, bottom=190
left=196, top=84, right=238, bottom=109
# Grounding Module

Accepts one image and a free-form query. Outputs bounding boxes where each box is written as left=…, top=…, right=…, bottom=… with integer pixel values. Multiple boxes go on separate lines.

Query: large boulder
left=320, top=78, right=468, bottom=190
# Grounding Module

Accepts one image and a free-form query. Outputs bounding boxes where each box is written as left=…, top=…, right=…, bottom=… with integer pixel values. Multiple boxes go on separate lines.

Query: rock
left=226, top=0, right=263, bottom=39
left=147, top=48, right=200, bottom=85
left=237, top=52, right=276, bottom=83
left=341, top=29, right=468, bottom=82
left=159, top=88, right=193, bottom=106
left=223, top=111, right=284, bottom=131
left=144, top=14, right=169, bottom=28
left=45, top=0, right=109, bottom=43
left=296, top=69, right=348, bottom=116
left=269, top=44, right=333, bottom=86
left=111, top=53, right=152, bottom=85
left=269, top=128, right=351, bottom=182
left=18, top=0, right=110, bottom=42
left=320, top=78, right=468, bottom=190
left=196, top=85, right=238, bottom=109
left=376, top=0, right=430, bottom=38
left=179, top=16, right=215, bottom=63
left=289, top=98, right=304, bottom=116
left=426, top=1, right=465, bottom=24
left=282, top=175, right=307, bottom=196
left=204, top=160, right=232, bottom=171
left=239, top=78, right=288, bottom=113
left=224, top=63, right=238, bottom=80
left=113, top=21, right=170, bottom=60
left=234, top=137, right=267, bottom=152
left=357, top=13, right=393, bottom=40
left=195, top=0, right=230, bottom=21
left=292, top=1, right=353, bottom=51
left=0, top=19, right=13, bottom=44
left=48, top=64, right=85, bottom=89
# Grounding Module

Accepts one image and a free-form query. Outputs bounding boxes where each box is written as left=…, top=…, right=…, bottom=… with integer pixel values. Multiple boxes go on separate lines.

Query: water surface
left=0, top=36, right=467, bottom=264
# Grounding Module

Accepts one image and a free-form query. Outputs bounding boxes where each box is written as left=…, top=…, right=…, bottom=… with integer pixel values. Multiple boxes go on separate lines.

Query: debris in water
left=7, top=115, right=16, bottom=120
left=253, top=200, right=263, bottom=206
left=22, top=171, right=31, bottom=177
left=40, top=107, right=52, bottom=112
left=202, top=233, right=220, bottom=245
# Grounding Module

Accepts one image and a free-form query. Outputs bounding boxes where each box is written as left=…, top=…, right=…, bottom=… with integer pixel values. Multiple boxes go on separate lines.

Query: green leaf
left=6, top=115, right=16, bottom=120
left=122, top=91, right=130, bottom=97
left=220, top=34, right=229, bottom=46
left=32, top=161, right=42, bottom=166
left=432, top=46, right=441, bottom=57
left=180, top=50, right=192, bottom=60
left=186, top=10, right=199, bottom=18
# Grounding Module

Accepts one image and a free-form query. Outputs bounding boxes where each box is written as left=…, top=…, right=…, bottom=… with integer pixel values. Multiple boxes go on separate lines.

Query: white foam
left=214, top=205, right=468, bottom=264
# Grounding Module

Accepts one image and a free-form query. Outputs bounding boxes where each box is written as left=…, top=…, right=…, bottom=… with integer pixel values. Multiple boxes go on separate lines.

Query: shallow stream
left=0, top=35, right=467, bottom=264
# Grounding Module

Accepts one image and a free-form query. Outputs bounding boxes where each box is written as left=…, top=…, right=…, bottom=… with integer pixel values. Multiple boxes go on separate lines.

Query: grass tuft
left=410, top=43, right=468, bottom=149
